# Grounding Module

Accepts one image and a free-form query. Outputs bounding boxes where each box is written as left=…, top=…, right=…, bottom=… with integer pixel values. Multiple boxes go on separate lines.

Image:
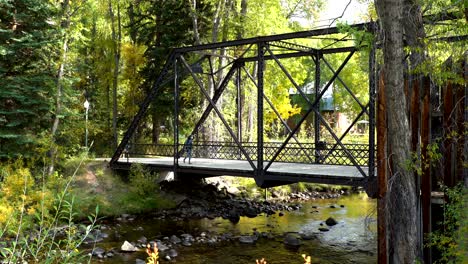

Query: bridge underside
left=113, top=157, right=370, bottom=187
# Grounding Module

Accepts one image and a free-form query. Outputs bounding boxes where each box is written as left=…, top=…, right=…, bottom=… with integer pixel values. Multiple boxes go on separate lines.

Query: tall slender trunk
left=109, top=0, right=121, bottom=149
left=375, top=0, right=418, bottom=263
left=48, top=0, right=70, bottom=175
left=189, top=0, right=202, bottom=45
left=247, top=63, right=257, bottom=142
left=207, top=0, right=226, bottom=142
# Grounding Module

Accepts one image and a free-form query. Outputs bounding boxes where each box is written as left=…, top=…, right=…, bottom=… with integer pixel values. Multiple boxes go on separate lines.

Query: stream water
left=91, top=193, right=377, bottom=264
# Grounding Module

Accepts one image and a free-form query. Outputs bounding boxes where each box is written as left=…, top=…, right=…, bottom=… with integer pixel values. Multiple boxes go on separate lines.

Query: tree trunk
left=109, top=0, right=121, bottom=150
left=48, top=0, right=70, bottom=175
left=375, top=0, right=418, bottom=263
left=152, top=111, right=160, bottom=144
left=189, top=0, right=202, bottom=45
left=207, top=0, right=226, bottom=142
left=247, top=63, right=257, bottom=142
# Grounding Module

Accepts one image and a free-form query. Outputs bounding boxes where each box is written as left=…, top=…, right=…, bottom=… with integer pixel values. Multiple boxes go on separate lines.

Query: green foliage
left=70, top=162, right=176, bottom=216
left=0, top=157, right=99, bottom=263
left=129, top=163, right=158, bottom=197
left=427, top=184, right=467, bottom=263
left=0, top=0, right=57, bottom=158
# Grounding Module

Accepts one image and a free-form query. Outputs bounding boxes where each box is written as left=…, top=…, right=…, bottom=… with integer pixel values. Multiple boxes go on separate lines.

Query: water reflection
left=91, top=193, right=377, bottom=263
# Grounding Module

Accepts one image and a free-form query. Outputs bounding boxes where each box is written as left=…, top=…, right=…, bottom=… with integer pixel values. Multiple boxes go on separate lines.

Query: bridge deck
left=114, top=157, right=370, bottom=186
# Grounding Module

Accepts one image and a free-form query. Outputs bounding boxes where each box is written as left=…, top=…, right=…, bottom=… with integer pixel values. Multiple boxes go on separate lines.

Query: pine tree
left=0, top=0, right=57, bottom=158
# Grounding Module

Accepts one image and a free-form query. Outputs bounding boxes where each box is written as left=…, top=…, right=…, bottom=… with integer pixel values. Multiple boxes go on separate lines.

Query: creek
left=90, top=193, right=376, bottom=264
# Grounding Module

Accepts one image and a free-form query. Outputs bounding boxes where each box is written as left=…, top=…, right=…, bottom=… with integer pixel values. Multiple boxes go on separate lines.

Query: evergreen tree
left=0, top=0, right=57, bottom=158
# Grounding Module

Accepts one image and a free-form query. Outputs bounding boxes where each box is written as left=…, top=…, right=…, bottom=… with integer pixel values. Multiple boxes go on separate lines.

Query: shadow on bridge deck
left=112, top=157, right=370, bottom=187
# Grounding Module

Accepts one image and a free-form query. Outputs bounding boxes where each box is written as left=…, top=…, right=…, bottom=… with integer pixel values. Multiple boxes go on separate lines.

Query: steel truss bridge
left=110, top=21, right=379, bottom=193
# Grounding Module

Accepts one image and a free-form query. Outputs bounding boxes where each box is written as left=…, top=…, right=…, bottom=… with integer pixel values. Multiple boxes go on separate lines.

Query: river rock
left=92, top=247, right=105, bottom=256
left=278, top=212, right=284, bottom=216
left=228, top=209, right=240, bottom=224
left=325, top=217, right=338, bottom=226
left=283, top=234, right=301, bottom=247
left=156, top=241, right=169, bottom=252
left=135, top=259, right=146, bottom=264
left=180, top=233, right=194, bottom=242
left=244, top=207, right=258, bottom=218
left=318, top=227, right=330, bottom=232
left=121, top=241, right=138, bottom=252
left=166, top=249, right=178, bottom=258
left=182, top=240, right=192, bottom=246
left=239, top=235, right=256, bottom=244
left=170, top=235, right=182, bottom=244
left=299, top=233, right=315, bottom=240
left=137, top=236, right=147, bottom=244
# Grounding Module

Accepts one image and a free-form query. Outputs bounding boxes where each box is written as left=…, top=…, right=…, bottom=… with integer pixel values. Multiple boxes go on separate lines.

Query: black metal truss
left=110, top=21, right=378, bottom=184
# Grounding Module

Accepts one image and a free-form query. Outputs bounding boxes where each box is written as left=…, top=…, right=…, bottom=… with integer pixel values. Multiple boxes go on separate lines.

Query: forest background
left=0, top=0, right=466, bottom=262
left=1, top=0, right=465, bottom=168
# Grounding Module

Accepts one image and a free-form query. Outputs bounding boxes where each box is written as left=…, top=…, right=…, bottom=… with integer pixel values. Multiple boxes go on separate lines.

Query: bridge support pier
left=158, top=171, right=175, bottom=182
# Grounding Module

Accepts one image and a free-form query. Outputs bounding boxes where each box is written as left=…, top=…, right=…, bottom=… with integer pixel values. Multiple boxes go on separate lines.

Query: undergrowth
left=71, top=163, right=176, bottom=217
left=427, top=183, right=467, bottom=263
left=0, top=157, right=99, bottom=263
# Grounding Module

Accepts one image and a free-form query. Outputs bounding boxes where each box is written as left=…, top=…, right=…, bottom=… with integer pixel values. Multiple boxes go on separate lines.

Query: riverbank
left=85, top=193, right=376, bottom=263
left=68, top=161, right=374, bottom=263
left=70, top=160, right=356, bottom=219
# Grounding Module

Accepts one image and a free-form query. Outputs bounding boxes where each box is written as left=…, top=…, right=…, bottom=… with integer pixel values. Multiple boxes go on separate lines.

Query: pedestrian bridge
left=109, top=22, right=378, bottom=194
left=111, top=141, right=375, bottom=188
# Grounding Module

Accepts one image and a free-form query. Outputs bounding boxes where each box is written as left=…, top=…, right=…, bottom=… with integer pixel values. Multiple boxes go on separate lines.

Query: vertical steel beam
left=421, top=76, right=432, bottom=264
left=237, top=67, right=242, bottom=143
left=368, top=42, right=376, bottom=178
left=377, top=71, right=388, bottom=264
left=314, top=53, right=321, bottom=163
left=257, top=42, right=265, bottom=180
left=173, top=55, right=179, bottom=175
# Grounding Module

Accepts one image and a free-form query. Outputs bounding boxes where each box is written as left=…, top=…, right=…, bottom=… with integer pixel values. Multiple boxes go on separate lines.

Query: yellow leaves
left=0, top=204, right=14, bottom=224
left=146, top=243, right=159, bottom=264
left=122, top=42, right=146, bottom=68
left=1, top=166, right=34, bottom=200
left=302, top=254, right=312, bottom=264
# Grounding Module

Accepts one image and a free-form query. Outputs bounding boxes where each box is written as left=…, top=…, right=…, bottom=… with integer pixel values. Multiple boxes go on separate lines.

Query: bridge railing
left=124, top=141, right=373, bottom=166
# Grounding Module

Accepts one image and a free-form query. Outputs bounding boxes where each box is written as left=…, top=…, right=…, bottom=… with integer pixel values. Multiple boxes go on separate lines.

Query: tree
left=374, top=0, right=423, bottom=262
left=109, top=0, right=122, bottom=150
left=0, top=0, right=57, bottom=158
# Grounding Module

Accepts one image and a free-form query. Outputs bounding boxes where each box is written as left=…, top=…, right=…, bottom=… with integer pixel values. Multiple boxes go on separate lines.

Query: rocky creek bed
left=82, top=180, right=376, bottom=263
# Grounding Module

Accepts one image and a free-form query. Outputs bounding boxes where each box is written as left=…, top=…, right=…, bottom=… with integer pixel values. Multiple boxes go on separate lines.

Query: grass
left=0, top=155, right=99, bottom=263
left=70, top=162, right=176, bottom=217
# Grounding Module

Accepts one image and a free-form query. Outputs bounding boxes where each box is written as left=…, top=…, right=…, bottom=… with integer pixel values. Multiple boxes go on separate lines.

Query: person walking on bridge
left=183, top=135, right=194, bottom=164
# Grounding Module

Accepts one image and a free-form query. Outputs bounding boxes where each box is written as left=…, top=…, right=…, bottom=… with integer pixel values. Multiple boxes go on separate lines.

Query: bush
left=129, top=164, right=159, bottom=197
left=0, top=157, right=99, bottom=263
left=427, top=184, right=467, bottom=263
